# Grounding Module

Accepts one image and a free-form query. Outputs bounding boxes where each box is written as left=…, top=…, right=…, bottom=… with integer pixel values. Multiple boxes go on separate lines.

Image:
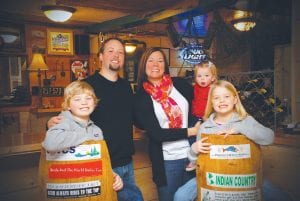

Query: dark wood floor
left=133, top=137, right=158, bottom=201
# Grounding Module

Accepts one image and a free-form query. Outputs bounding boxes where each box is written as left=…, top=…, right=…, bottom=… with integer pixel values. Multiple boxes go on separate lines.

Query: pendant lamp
left=41, top=5, right=76, bottom=22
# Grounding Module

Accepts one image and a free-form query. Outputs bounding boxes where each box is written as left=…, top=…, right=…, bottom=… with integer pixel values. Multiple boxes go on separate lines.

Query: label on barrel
left=206, top=172, right=257, bottom=188
left=201, top=188, right=261, bottom=201
left=47, top=180, right=101, bottom=198
left=46, top=144, right=101, bottom=161
left=210, top=144, right=251, bottom=159
left=48, top=161, right=102, bottom=179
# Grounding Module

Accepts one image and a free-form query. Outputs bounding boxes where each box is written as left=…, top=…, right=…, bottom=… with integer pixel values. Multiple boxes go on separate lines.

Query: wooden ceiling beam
left=85, top=0, right=236, bottom=34
left=85, top=15, right=145, bottom=34
left=147, top=0, right=236, bottom=22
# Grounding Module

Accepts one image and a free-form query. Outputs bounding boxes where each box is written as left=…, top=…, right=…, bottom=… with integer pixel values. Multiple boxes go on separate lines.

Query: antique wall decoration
left=47, top=28, right=74, bottom=55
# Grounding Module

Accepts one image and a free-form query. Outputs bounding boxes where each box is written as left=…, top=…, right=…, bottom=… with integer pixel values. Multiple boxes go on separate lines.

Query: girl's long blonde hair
left=61, top=81, right=99, bottom=110
left=204, top=80, right=248, bottom=120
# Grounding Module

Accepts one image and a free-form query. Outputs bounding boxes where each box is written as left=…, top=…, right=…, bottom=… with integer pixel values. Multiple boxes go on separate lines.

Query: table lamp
left=29, top=53, right=48, bottom=108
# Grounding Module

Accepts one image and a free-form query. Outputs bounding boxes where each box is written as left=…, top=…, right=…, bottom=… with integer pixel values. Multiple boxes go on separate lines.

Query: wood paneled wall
left=26, top=25, right=100, bottom=109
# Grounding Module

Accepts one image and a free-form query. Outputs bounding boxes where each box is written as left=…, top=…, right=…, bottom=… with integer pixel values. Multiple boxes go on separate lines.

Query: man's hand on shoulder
left=47, top=115, right=63, bottom=129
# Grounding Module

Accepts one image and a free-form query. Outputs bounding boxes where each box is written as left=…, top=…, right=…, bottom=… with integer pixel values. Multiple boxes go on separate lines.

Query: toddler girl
left=186, top=60, right=218, bottom=171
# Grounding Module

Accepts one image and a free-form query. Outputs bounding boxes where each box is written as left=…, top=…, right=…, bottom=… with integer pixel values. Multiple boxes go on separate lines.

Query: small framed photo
left=31, top=29, right=46, bottom=54
left=70, top=60, right=89, bottom=81
left=47, top=28, right=74, bottom=55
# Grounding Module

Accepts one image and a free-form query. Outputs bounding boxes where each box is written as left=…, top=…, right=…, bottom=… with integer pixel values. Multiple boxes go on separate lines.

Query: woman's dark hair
left=136, top=47, right=170, bottom=89
left=98, top=37, right=125, bottom=56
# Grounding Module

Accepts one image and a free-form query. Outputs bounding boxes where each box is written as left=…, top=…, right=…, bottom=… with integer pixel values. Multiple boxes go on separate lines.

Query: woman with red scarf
left=134, top=47, right=200, bottom=201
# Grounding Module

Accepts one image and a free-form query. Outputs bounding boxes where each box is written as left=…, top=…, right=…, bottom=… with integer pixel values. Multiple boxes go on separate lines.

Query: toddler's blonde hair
left=194, top=61, right=218, bottom=83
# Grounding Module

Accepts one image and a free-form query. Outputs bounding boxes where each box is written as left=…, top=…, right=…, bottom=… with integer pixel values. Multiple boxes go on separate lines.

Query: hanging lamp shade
left=29, top=53, right=48, bottom=71
left=0, top=27, right=19, bottom=43
left=41, top=5, right=76, bottom=22
left=232, top=18, right=256, bottom=32
left=0, top=33, right=18, bottom=43
left=231, top=10, right=256, bottom=32
left=125, top=43, right=137, bottom=53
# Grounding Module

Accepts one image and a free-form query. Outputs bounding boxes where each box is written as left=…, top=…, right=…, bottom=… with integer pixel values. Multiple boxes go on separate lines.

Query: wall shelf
left=31, top=107, right=61, bottom=113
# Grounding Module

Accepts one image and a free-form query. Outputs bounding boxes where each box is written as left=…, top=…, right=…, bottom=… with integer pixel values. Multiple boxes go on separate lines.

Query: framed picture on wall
left=161, top=48, right=170, bottom=65
left=70, top=60, right=89, bottom=81
left=47, top=28, right=74, bottom=55
left=31, top=29, right=46, bottom=54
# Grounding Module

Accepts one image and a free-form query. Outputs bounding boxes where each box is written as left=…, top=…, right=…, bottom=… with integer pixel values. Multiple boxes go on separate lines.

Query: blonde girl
left=192, top=80, right=274, bottom=155
left=174, top=80, right=275, bottom=201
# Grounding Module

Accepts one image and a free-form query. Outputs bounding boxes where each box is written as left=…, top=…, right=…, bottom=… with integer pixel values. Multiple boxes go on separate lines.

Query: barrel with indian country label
left=38, top=140, right=117, bottom=201
left=196, top=134, right=262, bottom=201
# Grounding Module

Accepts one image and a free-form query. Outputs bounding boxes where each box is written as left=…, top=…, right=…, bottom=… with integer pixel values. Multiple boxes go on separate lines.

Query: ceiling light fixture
left=0, top=27, right=19, bottom=43
left=0, top=33, right=18, bottom=43
left=125, top=43, right=137, bottom=53
left=41, top=5, right=76, bottom=22
left=231, top=10, right=256, bottom=32
left=232, top=18, right=256, bottom=32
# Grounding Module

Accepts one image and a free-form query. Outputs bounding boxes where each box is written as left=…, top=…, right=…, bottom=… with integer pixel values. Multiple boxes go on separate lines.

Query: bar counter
left=0, top=133, right=44, bottom=157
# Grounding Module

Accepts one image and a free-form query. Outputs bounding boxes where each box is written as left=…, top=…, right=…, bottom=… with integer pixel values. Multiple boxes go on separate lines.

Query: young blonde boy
left=42, top=81, right=123, bottom=191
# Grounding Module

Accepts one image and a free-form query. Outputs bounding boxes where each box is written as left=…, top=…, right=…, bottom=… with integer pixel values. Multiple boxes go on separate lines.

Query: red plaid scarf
left=143, top=74, right=183, bottom=128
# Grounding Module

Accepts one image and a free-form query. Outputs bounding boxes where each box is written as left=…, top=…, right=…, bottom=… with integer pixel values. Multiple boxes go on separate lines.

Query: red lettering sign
left=48, top=161, right=102, bottom=179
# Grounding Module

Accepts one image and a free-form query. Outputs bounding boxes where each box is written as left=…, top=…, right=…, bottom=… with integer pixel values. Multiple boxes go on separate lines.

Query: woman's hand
left=47, top=115, right=63, bottom=129
left=191, top=137, right=211, bottom=154
left=112, top=172, right=123, bottom=191
left=187, top=121, right=201, bottom=137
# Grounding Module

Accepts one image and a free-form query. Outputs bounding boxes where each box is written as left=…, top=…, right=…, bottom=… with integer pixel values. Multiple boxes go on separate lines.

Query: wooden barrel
left=196, top=134, right=262, bottom=201
left=38, top=140, right=117, bottom=201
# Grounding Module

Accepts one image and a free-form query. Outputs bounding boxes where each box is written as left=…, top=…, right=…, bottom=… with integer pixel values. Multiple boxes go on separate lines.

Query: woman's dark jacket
left=133, top=77, right=195, bottom=186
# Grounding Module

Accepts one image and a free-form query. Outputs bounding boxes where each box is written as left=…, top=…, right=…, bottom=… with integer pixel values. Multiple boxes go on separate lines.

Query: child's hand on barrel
left=191, top=137, right=211, bottom=154
left=216, top=127, right=237, bottom=138
left=112, top=172, right=123, bottom=191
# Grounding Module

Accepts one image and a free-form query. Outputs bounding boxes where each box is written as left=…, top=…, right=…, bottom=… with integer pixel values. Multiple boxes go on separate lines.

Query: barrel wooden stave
left=38, top=140, right=117, bottom=201
left=196, top=134, right=262, bottom=201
